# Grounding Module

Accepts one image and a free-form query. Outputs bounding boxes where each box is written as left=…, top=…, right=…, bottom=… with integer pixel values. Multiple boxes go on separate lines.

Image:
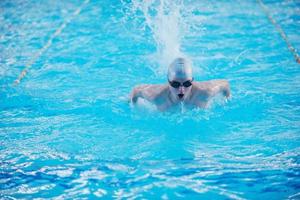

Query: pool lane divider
left=257, top=0, right=300, bottom=64
left=13, top=0, right=90, bottom=86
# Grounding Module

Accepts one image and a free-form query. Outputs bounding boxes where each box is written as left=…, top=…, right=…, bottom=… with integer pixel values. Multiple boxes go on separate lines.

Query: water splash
left=126, top=0, right=195, bottom=74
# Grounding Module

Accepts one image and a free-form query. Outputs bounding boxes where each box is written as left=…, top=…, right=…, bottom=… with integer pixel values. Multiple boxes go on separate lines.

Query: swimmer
left=130, top=57, right=230, bottom=111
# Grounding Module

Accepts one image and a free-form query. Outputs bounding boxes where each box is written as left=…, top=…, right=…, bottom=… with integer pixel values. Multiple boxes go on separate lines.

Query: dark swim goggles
left=168, top=78, right=193, bottom=88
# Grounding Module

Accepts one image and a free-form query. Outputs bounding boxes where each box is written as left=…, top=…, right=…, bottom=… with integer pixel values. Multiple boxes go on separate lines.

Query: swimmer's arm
left=208, top=80, right=231, bottom=98
left=130, top=86, right=142, bottom=103
left=129, top=85, right=155, bottom=103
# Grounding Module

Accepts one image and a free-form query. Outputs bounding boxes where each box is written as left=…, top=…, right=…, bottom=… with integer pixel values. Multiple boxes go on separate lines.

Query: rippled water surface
left=1, top=0, right=300, bottom=199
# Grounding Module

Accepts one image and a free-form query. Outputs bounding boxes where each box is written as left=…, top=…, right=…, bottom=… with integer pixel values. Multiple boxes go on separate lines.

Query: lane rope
left=257, top=0, right=300, bottom=64
left=13, top=0, right=90, bottom=86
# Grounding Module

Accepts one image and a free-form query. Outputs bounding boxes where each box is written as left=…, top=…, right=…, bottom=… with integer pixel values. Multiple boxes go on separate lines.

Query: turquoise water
left=1, top=0, right=300, bottom=199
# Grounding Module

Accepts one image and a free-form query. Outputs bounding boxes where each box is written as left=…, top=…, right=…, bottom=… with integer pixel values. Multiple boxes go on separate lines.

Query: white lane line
left=13, top=0, right=90, bottom=86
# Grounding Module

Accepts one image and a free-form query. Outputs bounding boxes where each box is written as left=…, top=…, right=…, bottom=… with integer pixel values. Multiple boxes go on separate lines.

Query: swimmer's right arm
left=130, top=85, right=152, bottom=103
left=130, top=85, right=159, bottom=104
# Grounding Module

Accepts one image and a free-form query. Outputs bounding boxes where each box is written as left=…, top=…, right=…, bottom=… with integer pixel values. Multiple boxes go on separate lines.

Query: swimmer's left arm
left=208, top=80, right=231, bottom=98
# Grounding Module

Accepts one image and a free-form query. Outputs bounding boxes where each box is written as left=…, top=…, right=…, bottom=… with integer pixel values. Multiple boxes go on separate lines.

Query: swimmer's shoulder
left=192, top=80, right=228, bottom=90
left=148, top=84, right=168, bottom=97
left=192, top=81, right=211, bottom=94
left=134, top=83, right=168, bottom=100
left=134, top=83, right=166, bottom=89
left=134, top=83, right=167, bottom=92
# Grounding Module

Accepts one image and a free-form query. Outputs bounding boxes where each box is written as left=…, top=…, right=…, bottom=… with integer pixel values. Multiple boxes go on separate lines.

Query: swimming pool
left=1, top=0, right=300, bottom=199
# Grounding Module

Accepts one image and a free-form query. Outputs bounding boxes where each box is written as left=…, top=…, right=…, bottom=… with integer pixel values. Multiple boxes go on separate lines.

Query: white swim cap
left=168, top=57, right=193, bottom=80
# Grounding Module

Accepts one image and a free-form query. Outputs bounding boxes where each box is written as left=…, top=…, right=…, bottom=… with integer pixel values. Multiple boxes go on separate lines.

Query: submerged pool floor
left=1, top=0, right=300, bottom=199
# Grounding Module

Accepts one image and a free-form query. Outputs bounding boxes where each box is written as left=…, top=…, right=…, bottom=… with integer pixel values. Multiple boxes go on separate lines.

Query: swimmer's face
left=168, top=77, right=193, bottom=101
left=167, top=57, right=193, bottom=101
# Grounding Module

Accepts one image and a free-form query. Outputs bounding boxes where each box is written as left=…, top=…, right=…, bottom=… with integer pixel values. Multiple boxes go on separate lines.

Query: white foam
left=129, top=0, right=189, bottom=73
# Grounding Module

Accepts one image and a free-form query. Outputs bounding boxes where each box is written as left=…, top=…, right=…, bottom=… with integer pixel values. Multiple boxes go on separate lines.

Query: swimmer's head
left=167, top=58, right=193, bottom=101
left=168, top=57, right=193, bottom=81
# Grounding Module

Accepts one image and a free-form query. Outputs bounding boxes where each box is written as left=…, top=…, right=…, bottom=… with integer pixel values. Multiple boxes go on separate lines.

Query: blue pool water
left=1, top=0, right=300, bottom=199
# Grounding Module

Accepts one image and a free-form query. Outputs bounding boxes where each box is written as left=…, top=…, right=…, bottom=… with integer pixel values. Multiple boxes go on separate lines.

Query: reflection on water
left=1, top=150, right=299, bottom=199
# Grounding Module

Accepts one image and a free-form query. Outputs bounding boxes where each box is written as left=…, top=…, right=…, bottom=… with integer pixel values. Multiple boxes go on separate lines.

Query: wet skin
left=130, top=79, right=230, bottom=111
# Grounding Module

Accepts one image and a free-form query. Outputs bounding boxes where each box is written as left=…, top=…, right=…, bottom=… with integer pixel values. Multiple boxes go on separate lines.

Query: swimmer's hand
left=223, top=82, right=231, bottom=98
left=129, top=87, right=140, bottom=104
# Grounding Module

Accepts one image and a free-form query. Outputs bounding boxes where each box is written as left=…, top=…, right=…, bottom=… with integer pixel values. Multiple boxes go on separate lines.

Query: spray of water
left=124, top=0, right=195, bottom=75
left=139, top=0, right=184, bottom=68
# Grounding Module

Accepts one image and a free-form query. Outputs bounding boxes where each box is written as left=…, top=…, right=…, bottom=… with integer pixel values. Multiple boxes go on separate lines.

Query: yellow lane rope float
left=257, top=0, right=300, bottom=64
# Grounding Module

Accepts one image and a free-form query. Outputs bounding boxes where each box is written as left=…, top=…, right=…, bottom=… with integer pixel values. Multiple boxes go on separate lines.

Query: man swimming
left=130, top=57, right=230, bottom=111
